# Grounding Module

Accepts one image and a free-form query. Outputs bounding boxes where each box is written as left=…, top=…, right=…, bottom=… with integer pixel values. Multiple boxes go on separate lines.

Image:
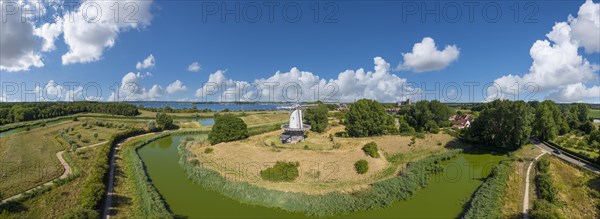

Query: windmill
left=279, top=103, right=317, bottom=144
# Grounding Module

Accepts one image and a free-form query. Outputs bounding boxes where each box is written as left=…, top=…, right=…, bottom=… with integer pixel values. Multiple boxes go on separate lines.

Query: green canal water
left=138, top=135, right=506, bottom=219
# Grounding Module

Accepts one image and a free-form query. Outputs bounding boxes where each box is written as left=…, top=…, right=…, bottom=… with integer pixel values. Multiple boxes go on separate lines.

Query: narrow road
left=522, top=150, right=546, bottom=219
left=534, top=141, right=600, bottom=174
left=1, top=141, right=108, bottom=204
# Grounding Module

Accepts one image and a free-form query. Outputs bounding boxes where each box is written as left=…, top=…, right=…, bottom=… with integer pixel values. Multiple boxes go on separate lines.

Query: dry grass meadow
left=188, top=125, right=454, bottom=194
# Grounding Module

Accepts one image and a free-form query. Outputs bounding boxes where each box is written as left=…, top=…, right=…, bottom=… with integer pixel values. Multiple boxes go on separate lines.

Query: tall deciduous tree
left=532, top=103, right=558, bottom=141
left=465, top=100, right=533, bottom=150
left=208, top=114, right=249, bottom=145
left=345, top=99, right=397, bottom=137
left=303, top=104, right=329, bottom=133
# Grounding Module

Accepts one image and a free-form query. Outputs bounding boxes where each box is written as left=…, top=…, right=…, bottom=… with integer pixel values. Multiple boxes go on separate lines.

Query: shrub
left=204, top=147, right=213, bottom=154
left=354, top=160, right=369, bottom=174
left=536, top=159, right=558, bottom=203
left=530, top=200, right=563, bottom=219
left=260, top=161, right=300, bottom=182
left=208, top=114, right=249, bottom=145
left=362, top=142, right=380, bottom=158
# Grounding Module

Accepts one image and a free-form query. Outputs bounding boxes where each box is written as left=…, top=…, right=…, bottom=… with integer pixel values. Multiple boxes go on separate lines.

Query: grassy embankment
left=543, top=156, right=599, bottom=218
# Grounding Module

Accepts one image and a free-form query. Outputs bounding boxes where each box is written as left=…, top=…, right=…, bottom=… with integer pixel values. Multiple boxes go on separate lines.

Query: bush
left=260, top=161, right=300, bottom=182
left=536, top=160, right=558, bottom=203
left=156, top=112, right=174, bottom=129
left=362, top=142, right=380, bottom=158
left=354, top=160, right=369, bottom=174
left=530, top=200, right=563, bottom=219
left=208, top=114, right=249, bottom=145
left=204, top=147, right=213, bottom=154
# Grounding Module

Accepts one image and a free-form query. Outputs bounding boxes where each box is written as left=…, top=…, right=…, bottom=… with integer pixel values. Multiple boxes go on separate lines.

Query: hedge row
left=544, top=140, right=600, bottom=168
left=179, top=143, right=462, bottom=217
left=76, top=129, right=147, bottom=215
left=462, top=160, right=513, bottom=219
left=530, top=159, right=562, bottom=219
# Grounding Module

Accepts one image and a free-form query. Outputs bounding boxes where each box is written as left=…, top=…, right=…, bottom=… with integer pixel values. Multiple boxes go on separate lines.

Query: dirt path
left=0, top=141, right=108, bottom=204
left=522, top=150, right=546, bottom=219
left=103, top=132, right=156, bottom=219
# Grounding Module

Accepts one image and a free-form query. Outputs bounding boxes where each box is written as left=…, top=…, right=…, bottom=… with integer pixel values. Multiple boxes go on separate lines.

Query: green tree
left=93, top=132, right=98, bottom=139
left=405, top=100, right=452, bottom=131
left=303, top=104, right=329, bottom=133
left=398, top=117, right=414, bottom=134
left=156, top=112, right=173, bottom=129
left=532, top=103, right=558, bottom=141
left=345, top=99, right=396, bottom=137
left=465, top=100, right=533, bottom=150
left=579, top=121, right=596, bottom=134
left=208, top=114, right=249, bottom=145
left=588, top=130, right=600, bottom=144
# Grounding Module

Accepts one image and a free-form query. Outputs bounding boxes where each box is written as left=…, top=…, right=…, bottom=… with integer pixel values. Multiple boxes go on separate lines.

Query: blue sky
left=1, top=0, right=599, bottom=103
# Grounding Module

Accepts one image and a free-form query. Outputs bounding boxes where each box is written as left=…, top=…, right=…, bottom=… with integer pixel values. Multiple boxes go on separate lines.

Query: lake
left=139, top=135, right=505, bottom=218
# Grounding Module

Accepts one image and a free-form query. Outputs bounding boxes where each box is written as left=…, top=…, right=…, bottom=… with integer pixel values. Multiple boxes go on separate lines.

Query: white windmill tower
left=279, top=103, right=316, bottom=144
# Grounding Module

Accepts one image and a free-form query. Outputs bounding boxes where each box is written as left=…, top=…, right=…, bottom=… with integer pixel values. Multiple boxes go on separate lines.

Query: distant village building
left=450, top=114, right=473, bottom=129
left=385, top=108, right=401, bottom=114
left=397, top=99, right=411, bottom=107
left=335, top=103, right=349, bottom=111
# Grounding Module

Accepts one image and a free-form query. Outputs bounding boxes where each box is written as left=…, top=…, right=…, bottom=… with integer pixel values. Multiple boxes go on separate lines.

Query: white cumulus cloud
left=188, top=62, right=201, bottom=72
left=569, top=0, right=600, bottom=53
left=108, top=72, right=163, bottom=101
left=166, top=80, right=188, bottom=94
left=195, top=57, right=417, bottom=102
left=490, top=0, right=600, bottom=102
left=136, top=54, right=155, bottom=70
left=0, top=1, right=44, bottom=72
left=397, top=37, right=459, bottom=72
left=61, top=0, right=154, bottom=65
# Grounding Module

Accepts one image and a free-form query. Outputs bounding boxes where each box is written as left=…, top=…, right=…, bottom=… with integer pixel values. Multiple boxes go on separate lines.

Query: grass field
left=589, top=109, right=600, bottom=119
left=189, top=124, right=453, bottom=194
left=0, top=117, right=145, bottom=200
left=546, top=156, right=600, bottom=218
left=1, top=145, right=101, bottom=218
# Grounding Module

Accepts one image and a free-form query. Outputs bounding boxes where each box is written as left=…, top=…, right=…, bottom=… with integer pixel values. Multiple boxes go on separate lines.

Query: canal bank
left=138, top=135, right=505, bottom=218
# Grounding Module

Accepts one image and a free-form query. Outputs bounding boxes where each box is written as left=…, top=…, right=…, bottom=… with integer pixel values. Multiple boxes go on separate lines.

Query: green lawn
left=589, top=109, right=600, bottom=119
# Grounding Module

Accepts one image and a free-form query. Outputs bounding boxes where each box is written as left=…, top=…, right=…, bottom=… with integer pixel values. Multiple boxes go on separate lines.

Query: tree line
left=0, top=102, right=139, bottom=125
left=465, top=100, right=595, bottom=151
